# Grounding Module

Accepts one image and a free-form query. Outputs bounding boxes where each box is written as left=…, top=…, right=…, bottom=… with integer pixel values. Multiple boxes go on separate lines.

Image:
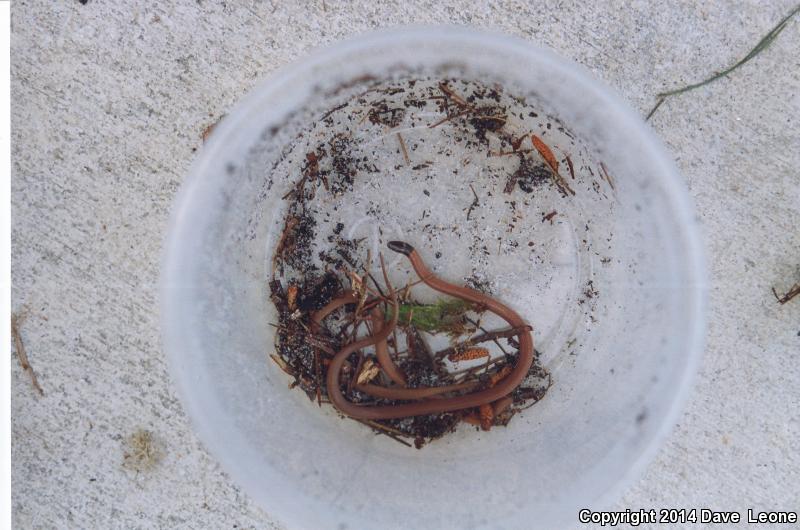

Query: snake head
left=387, top=241, right=415, bottom=256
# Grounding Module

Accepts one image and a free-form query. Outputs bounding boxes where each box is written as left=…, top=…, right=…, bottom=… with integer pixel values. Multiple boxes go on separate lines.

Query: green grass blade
left=647, top=4, right=799, bottom=120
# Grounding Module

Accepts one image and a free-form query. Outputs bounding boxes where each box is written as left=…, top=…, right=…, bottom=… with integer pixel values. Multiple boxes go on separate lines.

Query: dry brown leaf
left=356, top=359, right=380, bottom=385
left=287, top=285, right=299, bottom=311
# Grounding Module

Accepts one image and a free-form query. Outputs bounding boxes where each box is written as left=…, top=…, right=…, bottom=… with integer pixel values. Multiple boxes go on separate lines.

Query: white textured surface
left=10, top=1, right=800, bottom=528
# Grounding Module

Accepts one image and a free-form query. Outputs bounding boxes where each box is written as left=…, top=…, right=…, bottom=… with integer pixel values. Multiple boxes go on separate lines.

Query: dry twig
left=464, top=184, right=480, bottom=221
left=435, top=325, right=529, bottom=360
left=772, top=283, right=800, bottom=305
left=11, top=311, right=44, bottom=396
left=396, top=132, right=410, bottom=165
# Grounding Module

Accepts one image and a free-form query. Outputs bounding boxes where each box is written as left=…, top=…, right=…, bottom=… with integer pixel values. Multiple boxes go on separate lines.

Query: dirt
left=514, top=156, right=552, bottom=193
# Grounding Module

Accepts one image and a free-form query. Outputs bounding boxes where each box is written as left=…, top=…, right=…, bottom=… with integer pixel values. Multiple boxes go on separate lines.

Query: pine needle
left=647, top=4, right=800, bottom=120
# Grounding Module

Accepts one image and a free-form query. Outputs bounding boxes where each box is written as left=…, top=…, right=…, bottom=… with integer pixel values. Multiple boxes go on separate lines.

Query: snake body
left=316, top=241, right=534, bottom=420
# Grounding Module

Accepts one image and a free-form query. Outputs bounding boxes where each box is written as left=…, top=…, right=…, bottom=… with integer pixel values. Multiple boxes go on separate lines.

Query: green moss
left=387, top=298, right=473, bottom=333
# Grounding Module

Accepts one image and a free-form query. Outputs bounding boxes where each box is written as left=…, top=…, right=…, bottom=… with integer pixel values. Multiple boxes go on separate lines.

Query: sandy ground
left=10, top=1, right=799, bottom=528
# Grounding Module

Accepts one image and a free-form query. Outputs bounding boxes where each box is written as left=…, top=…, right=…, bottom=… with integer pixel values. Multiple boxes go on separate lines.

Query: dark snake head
left=387, top=241, right=415, bottom=256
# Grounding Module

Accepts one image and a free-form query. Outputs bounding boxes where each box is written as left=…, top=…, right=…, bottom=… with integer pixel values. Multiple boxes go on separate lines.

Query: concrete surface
left=10, top=1, right=800, bottom=528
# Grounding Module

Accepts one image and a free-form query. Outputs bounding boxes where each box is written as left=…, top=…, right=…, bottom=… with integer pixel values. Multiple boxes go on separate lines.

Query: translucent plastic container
left=161, top=27, right=705, bottom=529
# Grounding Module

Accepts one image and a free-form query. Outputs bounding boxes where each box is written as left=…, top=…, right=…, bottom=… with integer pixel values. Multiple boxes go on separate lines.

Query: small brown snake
left=313, top=241, right=534, bottom=420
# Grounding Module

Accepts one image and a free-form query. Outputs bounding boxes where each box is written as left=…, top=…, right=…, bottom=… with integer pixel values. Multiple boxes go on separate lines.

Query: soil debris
left=508, top=155, right=551, bottom=194
left=368, top=101, right=406, bottom=128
